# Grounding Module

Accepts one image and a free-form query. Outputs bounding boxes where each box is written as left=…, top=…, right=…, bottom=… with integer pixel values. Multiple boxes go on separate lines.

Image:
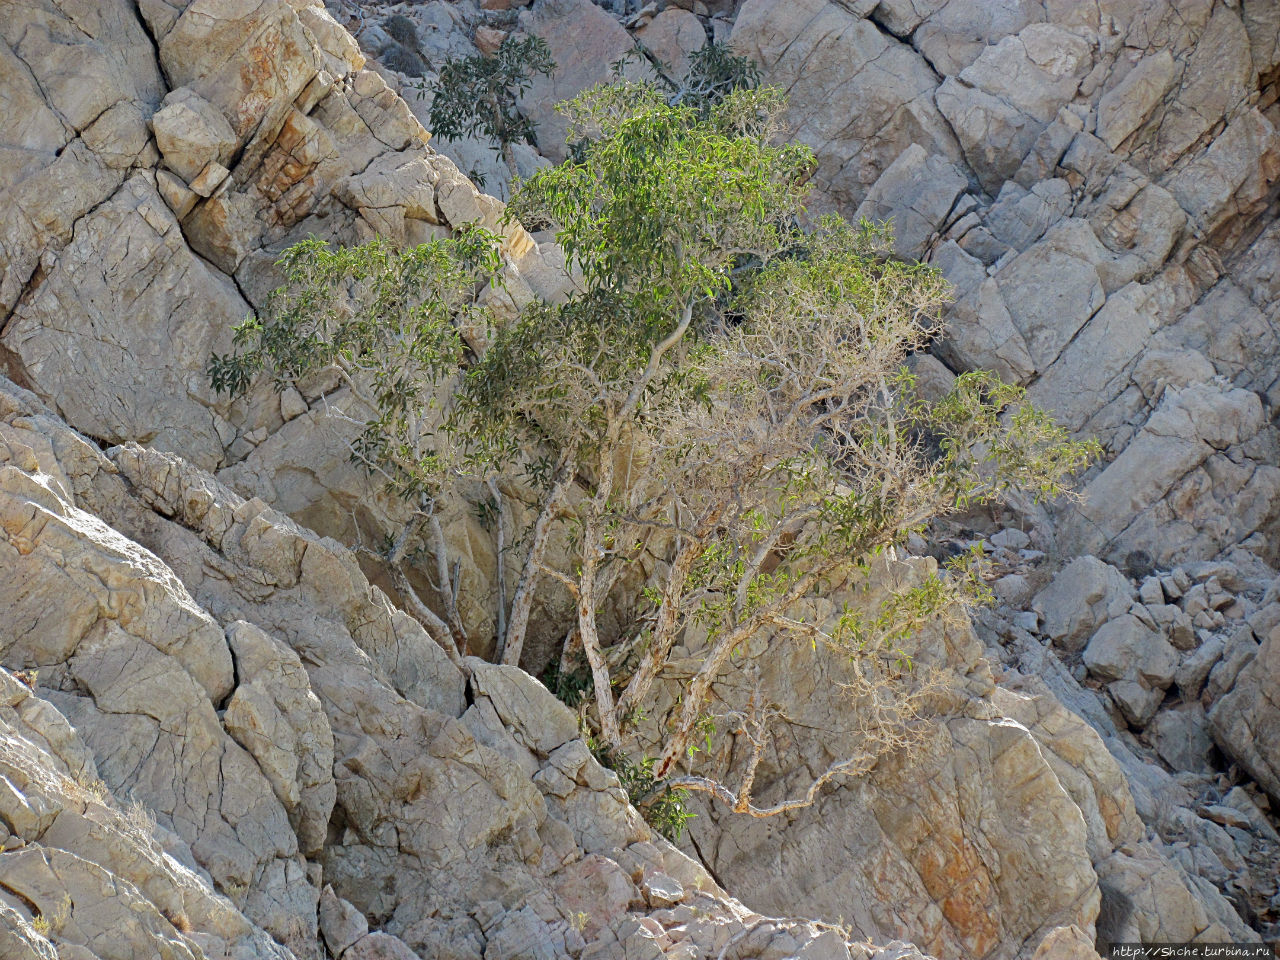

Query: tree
left=421, top=34, right=554, bottom=179
left=209, top=231, right=504, bottom=668
left=211, top=79, right=1097, bottom=822
left=624, top=38, right=762, bottom=111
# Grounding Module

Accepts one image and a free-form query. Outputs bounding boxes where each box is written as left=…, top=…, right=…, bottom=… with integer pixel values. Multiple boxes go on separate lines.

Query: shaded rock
left=320, top=884, right=368, bottom=956
left=1209, top=625, right=1280, bottom=804
left=1082, top=614, right=1178, bottom=727
left=992, top=219, right=1108, bottom=372
left=1060, top=383, right=1275, bottom=566
left=346, top=931, right=419, bottom=960
left=932, top=245, right=1037, bottom=383
left=1174, top=634, right=1225, bottom=700
left=1149, top=704, right=1215, bottom=775
left=223, top=620, right=336, bottom=857
left=1096, top=843, right=1239, bottom=945
left=1034, top=556, right=1133, bottom=653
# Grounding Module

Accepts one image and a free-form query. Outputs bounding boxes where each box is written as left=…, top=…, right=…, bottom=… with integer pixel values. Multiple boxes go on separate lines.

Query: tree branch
left=487, top=477, right=508, bottom=651
left=661, top=754, right=871, bottom=818
left=501, top=463, right=572, bottom=666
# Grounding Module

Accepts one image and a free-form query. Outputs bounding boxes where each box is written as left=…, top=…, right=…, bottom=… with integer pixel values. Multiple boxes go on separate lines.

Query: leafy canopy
left=209, top=230, right=502, bottom=502
left=211, top=75, right=1100, bottom=827
left=424, top=34, right=554, bottom=153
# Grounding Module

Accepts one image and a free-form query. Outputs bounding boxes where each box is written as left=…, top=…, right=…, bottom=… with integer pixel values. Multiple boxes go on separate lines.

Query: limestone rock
left=932, top=246, right=1037, bottom=384
left=1061, top=383, right=1275, bottom=565
left=993, top=681, right=1144, bottom=860
left=320, top=884, right=369, bottom=956
left=731, top=0, right=960, bottom=212
left=1175, top=634, right=1225, bottom=700
left=937, top=25, right=1092, bottom=193
left=1083, top=615, right=1178, bottom=727
left=634, top=8, right=705, bottom=79
left=467, top=659, right=580, bottom=757
left=855, top=145, right=968, bottom=259
left=4, top=0, right=1279, bottom=950
left=992, top=219, right=1109, bottom=372
left=1, top=174, right=257, bottom=471
left=346, top=931, right=420, bottom=960
left=1209, top=625, right=1280, bottom=804
left=637, top=562, right=1103, bottom=960
left=517, top=0, right=651, bottom=162
left=1096, top=843, right=1239, bottom=945
left=1034, top=557, right=1134, bottom=653
left=1095, top=51, right=1176, bottom=151
left=223, top=620, right=336, bottom=857
left=1031, top=925, right=1101, bottom=960
left=151, top=87, right=239, bottom=184
left=5, top=376, right=968, bottom=960
left=0, top=436, right=233, bottom=703
left=1149, top=704, right=1215, bottom=775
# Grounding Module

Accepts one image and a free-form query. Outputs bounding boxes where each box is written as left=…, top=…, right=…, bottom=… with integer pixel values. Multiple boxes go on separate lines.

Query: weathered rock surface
left=1210, top=624, right=1280, bottom=804
left=978, top=529, right=1279, bottom=942
left=517, top=0, right=653, bottom=163
left=638, top=547, right=1264, bottom=956
left=1082, top=615, right=1178, bottom=727
left=3, top=0, right=1279, bottom=956
left=1, top=374, right=926, bottom=959
left=1034, top=556, right=1134, bottom=653
left=729, top=0, right=1280, bottom=568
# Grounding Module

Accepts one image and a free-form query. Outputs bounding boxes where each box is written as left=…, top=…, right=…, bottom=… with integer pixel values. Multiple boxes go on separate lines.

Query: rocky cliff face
left=732, top=0, right=1280, bottom=570
left=1, top=380, right=918, bottom=960
left=1, top=0, right=1278, bottom=958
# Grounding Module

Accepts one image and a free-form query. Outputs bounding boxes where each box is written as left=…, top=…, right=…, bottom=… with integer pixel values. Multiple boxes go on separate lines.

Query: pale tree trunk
left=429, top=515, right=469, bottom=657
left=487, top=477, right=508, bottom=652
left=375, top=519, right=468, bottom=670
left=616, top=505, right=722, bottom=719
left=653, top=621, right=752, bottom=776
left=500, top=467, right=571, bottom=666
left=577, top=434, right=623, bottom=748
left=653, top=565, right=832, bottom=776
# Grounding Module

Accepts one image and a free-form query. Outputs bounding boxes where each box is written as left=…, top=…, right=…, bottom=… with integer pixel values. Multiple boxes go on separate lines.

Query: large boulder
left=517, top=0, right=652, bottom=162
left=1034, top=557, right=1134, bottom=653
left=1082, top=615, right=1178, bottom=728
left=1209, top=624, right=1280, bottom=804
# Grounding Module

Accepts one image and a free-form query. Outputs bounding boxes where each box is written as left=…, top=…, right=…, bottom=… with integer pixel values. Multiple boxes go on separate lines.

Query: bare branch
left=662, top=755, right=873, bottom=818
left=429, top=514, right=470, bottom=657
left=487, top=477, right=508, bottom=652
left=501, top=464, right=572, bottom=666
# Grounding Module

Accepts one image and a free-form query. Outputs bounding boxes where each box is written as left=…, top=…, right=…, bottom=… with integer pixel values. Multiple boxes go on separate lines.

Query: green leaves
left=509, top=84, right=814, bottom=314
left=208, top=229, right=504, bottom=498
left=209, top=70, right=1101, bottom=824
left=588, top=741, right=694, bottom=841
left=906, top=369, right=1103, bottom=508
left=422, top=35, right=554, bottom=153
